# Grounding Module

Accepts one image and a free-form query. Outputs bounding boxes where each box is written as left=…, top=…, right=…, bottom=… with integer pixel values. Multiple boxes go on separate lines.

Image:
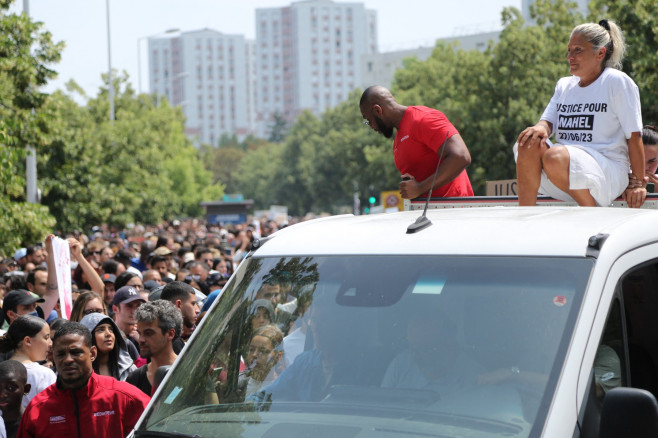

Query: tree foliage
left=588, top=0, right=658, bottom=124
left=234, top=93, right=397, bottom=216
left=0, top=1, right=60, bottom=256
left=39, top=73, right=224, bottom=231
left=268, top=111, right=288, bottom=143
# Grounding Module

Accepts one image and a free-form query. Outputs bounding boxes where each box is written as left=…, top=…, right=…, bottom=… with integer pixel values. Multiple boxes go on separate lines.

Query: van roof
left=253, top=207, right=658, bottom=258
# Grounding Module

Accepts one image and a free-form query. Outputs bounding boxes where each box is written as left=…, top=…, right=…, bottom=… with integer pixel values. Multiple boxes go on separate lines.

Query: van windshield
left=137, top=255, right=593, bottom=438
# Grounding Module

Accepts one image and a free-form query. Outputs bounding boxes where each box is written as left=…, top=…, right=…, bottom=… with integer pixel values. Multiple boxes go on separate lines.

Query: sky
left=12, top=0, right=522, bottom=98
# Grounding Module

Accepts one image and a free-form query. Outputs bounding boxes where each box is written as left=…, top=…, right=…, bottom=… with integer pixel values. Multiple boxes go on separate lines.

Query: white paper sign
left=52, top=237, right=73, bottom=320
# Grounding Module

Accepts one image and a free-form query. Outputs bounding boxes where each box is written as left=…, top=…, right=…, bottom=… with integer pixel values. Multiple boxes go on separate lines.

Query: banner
left=52, top=237, right=73, bottom=319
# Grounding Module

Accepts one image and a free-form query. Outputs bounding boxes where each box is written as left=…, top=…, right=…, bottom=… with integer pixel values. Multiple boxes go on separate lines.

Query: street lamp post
left=106, top=0, right=114, bottom=122
left=24, top=0, right=38, bottom=203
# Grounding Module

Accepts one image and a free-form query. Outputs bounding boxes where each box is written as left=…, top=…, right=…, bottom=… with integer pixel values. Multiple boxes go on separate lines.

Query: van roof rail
left=404, top=194, right=658, bottom=211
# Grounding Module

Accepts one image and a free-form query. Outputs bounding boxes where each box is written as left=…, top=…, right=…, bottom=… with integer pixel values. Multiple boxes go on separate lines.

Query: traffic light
left=368, top=185, right=377, bottom=207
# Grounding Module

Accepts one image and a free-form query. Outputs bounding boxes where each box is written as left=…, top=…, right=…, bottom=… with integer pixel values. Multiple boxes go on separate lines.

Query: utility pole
left=106, top=0, right=114, bottom=122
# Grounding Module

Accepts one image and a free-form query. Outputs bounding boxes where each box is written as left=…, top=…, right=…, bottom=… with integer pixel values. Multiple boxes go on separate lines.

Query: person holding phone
left=359, top=85, right=473, bottom=199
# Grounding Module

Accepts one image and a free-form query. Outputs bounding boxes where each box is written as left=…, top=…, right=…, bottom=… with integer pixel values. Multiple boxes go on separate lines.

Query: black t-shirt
left=172, top=336, right=185, bottom=355
left=126, top=365, right=151, bottom=396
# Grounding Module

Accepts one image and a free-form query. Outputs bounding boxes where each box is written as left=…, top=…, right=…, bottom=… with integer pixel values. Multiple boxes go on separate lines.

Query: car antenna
left=406, top=131, right=449, bottom=234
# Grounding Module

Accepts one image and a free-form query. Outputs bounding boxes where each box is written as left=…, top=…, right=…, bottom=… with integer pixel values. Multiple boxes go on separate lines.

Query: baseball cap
left=2, top=290, right=45, bottom=320
left=148, top=285, right=165, bottom=302
left=143, top=280, right=161, bottom=292
left=13, top=248, right=27, bottom=261
left=101, top=273, right=116, bottom=284
left=111, top=286, right=146, bottom=307
left=114, top=249, right=132, bottom=264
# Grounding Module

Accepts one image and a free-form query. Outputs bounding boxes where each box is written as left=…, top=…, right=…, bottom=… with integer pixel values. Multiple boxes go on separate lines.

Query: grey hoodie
left=79, top=312, right=137, bottom=381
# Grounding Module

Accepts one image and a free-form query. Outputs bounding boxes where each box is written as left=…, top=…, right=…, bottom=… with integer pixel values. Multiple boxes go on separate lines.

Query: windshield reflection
left=141, top=255, right=592, bottom=438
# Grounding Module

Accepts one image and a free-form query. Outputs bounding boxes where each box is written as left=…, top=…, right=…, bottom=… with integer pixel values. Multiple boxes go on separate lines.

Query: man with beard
left=126, top=300, right=182, bottom=396
left=160, top=282, right=200, bottom=352
left=359, top=85, right=473, bottom=199
left=17, top=323, right=149, bottom=437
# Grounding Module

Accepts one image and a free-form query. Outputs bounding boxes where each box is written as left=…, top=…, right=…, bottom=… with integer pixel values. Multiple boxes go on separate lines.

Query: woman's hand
left=623, top=174, right=648, bottom=208
left=646, top=172, right=658, bottom=185
left=623, top=187, right=647, bottom=208
left=517, top=124, right=550, bottom=149
left=67, top=238, right=83, bottom=261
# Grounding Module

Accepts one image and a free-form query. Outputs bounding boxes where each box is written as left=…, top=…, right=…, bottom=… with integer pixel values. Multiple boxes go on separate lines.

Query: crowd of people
left=3, top=16, right=658, bottom=438
left=0, top=217, right=287, bottom=437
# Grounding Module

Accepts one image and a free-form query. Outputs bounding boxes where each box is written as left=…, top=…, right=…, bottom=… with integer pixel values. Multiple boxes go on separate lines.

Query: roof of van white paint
left=252, top=207, right=658, bottom=258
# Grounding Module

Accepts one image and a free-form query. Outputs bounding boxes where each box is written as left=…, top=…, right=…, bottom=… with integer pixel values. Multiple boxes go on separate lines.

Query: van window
left=622, top=261, right=658, bottom=397
left=137, top=255, right=593, bottom=438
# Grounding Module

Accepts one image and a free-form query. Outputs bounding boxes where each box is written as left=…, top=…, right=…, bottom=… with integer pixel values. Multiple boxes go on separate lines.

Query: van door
left=577, top=244, right=658, bottom=437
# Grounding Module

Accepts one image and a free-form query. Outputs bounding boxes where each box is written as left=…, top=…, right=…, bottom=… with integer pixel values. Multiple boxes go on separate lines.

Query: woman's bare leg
left=517, top=142, right=549, bottom=206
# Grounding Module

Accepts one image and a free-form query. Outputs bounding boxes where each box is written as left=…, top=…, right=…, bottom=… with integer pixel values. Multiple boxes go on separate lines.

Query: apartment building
left=255, top=0, right=377, bottom=137
left=148, top=28, right=255, bottom=145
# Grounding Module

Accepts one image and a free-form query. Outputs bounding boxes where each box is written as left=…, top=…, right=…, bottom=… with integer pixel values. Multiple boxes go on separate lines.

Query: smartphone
left=211, top=367, right=223, bottom=380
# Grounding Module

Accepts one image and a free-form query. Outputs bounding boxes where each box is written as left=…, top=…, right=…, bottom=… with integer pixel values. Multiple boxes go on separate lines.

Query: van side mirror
left=600, top=387, right=658, bottom=438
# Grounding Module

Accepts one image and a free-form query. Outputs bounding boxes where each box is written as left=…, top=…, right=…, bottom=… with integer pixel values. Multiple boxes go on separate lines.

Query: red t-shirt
left=393, top=106, right=473, bottom=197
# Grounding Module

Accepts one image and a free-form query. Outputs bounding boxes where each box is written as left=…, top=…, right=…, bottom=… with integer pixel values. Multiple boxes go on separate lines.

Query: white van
left=131, top=206, right=658, bottom=438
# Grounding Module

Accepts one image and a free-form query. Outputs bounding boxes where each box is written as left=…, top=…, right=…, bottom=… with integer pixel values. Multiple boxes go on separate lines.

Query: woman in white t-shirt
left=515, top=20, right=646, bottom=207
left=0, top=315, right=56, bottom=408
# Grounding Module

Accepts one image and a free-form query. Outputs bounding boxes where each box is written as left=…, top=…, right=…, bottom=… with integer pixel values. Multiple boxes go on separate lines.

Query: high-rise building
left=522, top=0, right=588, bottom=23
left=148, top=29, right=256, bottom=146
left=361, top=31, right=501, bottom=90
left=255, top=0, right=377, bottom=137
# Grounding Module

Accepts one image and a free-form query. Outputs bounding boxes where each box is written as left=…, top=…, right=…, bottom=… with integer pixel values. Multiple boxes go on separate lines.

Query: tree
left=38, top=73, right=224, bottom=231
left=589, top=0, right=658, bottom=124
left=235, top=142, right=284, bottom=208
left=268, top=111, right=288, bottom=143
left=0, top=0, right=62, bottom=255
left=308, top=90, right=397, bottom=213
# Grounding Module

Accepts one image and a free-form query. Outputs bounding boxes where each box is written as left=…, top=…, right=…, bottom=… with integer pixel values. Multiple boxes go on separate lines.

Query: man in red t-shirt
left=359, top=86, right=473, bottom=198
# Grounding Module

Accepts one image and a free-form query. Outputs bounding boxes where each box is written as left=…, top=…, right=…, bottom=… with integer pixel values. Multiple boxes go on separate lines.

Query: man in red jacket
left=18, top=322, right=150, bottom=438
